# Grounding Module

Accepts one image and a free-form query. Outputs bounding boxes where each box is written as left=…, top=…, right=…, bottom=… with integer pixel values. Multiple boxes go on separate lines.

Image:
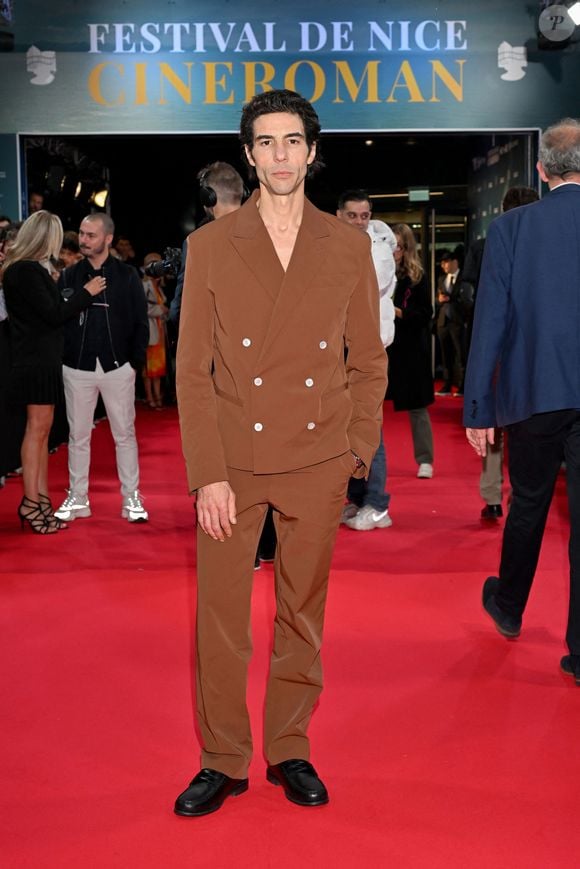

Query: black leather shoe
left=266, top=759, right=329, bottom=806
left=560, top=655, right=580, bottom=685
left=435, top=383, right=452, bottom=396
left=481, top=504, right=503, bottom=520
left=174, top=769, right=248, bottom=817
left=482, top=576, right=521, bottom=638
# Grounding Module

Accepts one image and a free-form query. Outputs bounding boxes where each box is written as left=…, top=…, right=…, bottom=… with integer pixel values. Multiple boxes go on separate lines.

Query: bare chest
left=265, top=226, right=299, bottom=272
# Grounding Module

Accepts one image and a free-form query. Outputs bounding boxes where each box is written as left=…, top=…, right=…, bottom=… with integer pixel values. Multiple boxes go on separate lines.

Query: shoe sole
left=122, top=512, right=148, bottom=522
left=560, top=661, right=580, bottom=685
left=482, top=600, right=520, bottom=638
left=54, top=508, right=91, bottom=521
left=346, top=520, right=393, bottom=531
left=174, top=781, right=248, bottom=817
left=266, top=771, right=329, bottom=806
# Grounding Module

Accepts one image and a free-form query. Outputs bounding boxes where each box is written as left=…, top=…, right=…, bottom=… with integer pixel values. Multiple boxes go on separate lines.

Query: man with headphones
left=168, top=162, right=248, bottom=326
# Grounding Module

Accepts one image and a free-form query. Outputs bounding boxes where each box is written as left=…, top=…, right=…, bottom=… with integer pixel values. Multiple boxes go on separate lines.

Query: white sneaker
left=122, top=491, right=148, bottom=523
left=54, top=491, right=91, bottom=521
left=417, top=463, right=434, bottom=479
left=340, top=502, right=359, bottom=524
left=345, top=504, right=392, bottom=531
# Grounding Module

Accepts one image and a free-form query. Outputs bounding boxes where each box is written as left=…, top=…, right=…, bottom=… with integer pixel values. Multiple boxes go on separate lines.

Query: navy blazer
left=464, top=183, right=580, bottom=428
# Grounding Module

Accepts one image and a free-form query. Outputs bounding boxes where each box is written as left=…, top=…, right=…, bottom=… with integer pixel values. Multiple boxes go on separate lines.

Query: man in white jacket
left=337, top=189, right=396, bottom=530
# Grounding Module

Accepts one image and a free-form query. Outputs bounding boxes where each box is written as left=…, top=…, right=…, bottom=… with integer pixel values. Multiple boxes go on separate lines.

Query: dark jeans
left=347, top=429, right=390, bottom=512
left=496, top=409, right=580, bottom=654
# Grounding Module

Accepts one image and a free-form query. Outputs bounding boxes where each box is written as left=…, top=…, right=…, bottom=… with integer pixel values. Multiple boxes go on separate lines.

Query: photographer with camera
left=54, top=213, right=150, bottom=524
left=168, top=162, right=247, bottom=327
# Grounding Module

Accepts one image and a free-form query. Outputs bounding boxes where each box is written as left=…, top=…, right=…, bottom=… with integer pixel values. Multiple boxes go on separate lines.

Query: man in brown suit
left=174, top=89, right=387, bottom=817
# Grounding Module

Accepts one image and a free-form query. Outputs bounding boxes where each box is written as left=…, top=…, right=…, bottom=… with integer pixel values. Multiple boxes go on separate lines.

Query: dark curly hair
left=239, top=89, right=324, bottom=179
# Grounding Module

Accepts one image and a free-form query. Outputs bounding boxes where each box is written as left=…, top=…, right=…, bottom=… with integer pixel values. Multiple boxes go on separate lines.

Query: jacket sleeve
left=9, top=263, right=92, bottom=325
left=463, top=221, right=511, bottom=428
left=344, top=238, right=389, bottom=473
left=175, top=232, right=229, bottom=493
left=127, top=269, right=149, bottom=367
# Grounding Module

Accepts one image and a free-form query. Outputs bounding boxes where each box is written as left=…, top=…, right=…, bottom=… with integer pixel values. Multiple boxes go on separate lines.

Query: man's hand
left=195, top=481, right=237, bottom=541
left=466, top=427, right=495, bottom=457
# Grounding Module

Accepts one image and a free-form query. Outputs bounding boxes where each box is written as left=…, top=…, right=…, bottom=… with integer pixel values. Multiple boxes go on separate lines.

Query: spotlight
left=91, top=189, right=108, bottom=208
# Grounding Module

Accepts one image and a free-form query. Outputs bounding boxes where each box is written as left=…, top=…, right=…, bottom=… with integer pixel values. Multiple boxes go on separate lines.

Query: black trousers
left=496, top=409, right=580, bottom=654
left=437, top=320, right=464, bottom=388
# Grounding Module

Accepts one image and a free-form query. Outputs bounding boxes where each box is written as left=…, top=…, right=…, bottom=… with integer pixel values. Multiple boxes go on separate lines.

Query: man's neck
left=256, top=186, right=305, bottom=231
left=87, top=252, right=109, bottom=270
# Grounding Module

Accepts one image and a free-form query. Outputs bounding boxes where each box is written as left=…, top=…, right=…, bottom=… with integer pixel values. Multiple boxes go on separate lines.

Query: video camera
left=144, top=246, right=182, bottom=278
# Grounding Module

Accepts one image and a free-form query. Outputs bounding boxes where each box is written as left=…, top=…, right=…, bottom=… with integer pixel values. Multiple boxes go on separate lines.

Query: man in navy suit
left=464, top=118, right=580, bottom=684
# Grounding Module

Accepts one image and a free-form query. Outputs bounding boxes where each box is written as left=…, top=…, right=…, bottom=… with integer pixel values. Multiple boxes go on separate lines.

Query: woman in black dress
left=387, top=223, right=435, bottom=478
left=2, top=211, right=104, bottom=533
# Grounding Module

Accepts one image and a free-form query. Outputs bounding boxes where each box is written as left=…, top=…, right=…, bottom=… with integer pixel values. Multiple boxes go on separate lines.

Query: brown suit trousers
left=195, top=451, right=355, bottom=778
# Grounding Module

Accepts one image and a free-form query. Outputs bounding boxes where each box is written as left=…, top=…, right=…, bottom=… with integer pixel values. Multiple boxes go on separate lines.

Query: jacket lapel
left=229, top=191, right=284, bottom=302
left=257, top=197, right=331, bottom=362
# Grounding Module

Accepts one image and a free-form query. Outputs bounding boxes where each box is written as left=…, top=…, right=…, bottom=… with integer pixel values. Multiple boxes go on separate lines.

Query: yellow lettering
left=429, top=60, right=465, bottom=102
left=386, top=60, right=424, bottom=103
left=333, top=61, right=380, bottom=103
left=88, top=63, right=125, bottom=107
left=243, top=61, right=276, bottom=101
left=159, top=62, right=193, bottom=104
left=284, top=61, right=325, bottom=103
left=135, top=63, right=147, bottom=106
left=204, top=62, right=234, bottom=104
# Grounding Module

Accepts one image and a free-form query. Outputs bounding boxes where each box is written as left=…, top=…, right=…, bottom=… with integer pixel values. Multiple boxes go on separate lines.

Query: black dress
left=2, top=260, right=92, bottom=405
left=386, top=272, right=435, bottom=411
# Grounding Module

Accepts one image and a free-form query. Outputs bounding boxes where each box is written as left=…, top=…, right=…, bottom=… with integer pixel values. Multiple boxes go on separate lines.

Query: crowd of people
left=2, top=89, right=579, bottom=814
left=0, top=169, right=541, bottom=536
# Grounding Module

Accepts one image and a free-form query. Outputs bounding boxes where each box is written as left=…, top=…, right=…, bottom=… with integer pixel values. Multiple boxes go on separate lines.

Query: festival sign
left=0, top=1, right=579, bottom=133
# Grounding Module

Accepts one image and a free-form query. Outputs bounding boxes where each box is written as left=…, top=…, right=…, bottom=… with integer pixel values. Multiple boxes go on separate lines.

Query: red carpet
left=1, top=398, right=578, bottom=868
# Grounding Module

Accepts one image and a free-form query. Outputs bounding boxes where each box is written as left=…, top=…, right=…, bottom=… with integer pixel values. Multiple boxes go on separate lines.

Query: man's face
left=60, top=248, right=82, bottom=268
left=245, top=112, right=316, bottom=196
left=336, top=200, right=372, bottom=232
left=441, top=258, right=458, bottom=274
left=79, top=219, right=112, bottom=259
left=29, top=193, right=43, bottom=213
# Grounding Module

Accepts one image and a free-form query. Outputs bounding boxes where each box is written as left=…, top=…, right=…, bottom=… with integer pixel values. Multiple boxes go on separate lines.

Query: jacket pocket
left=214, top=384, right=244, bottom=407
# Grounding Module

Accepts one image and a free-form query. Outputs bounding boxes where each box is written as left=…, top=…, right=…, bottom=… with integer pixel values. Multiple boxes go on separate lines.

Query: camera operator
left=168, top=162, right=248, bottom=327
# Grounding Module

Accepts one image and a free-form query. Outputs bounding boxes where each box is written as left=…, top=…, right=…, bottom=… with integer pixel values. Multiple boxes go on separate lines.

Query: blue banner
left=1, top=1, right=579, bottom=133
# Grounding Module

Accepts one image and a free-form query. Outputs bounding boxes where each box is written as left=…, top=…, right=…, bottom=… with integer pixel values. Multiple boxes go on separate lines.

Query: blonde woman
left=387, top=223, right=435, bottom=478
left=2, top=211, right=103, bottom=533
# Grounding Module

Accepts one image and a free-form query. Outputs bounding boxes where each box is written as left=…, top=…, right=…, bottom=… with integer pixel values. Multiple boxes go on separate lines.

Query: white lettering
left=399, top=21, right=411, bottom=51
left=299, top=22, right=327, bottom=52
left=208, top=22, right=236, bottom=53
left=264, top=22, right=286, bottom=52
left=164, top=23, right=190, bottom=53
left=368, top=21, right=393, bottom=52
left=113, top=23, right=136, bottom=54
left=140, top=23, right=161, bottom=54
left=88, top=23, right=109, bottom=54
left=446, top=20, right=467, bottom=50
left=192, top=23, right=206, bottom=52
left=332, top=21, right=353, bottom=52
left=415, top=21, right=440, bottom=51
left=235, top=22, right=261, bottom=53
